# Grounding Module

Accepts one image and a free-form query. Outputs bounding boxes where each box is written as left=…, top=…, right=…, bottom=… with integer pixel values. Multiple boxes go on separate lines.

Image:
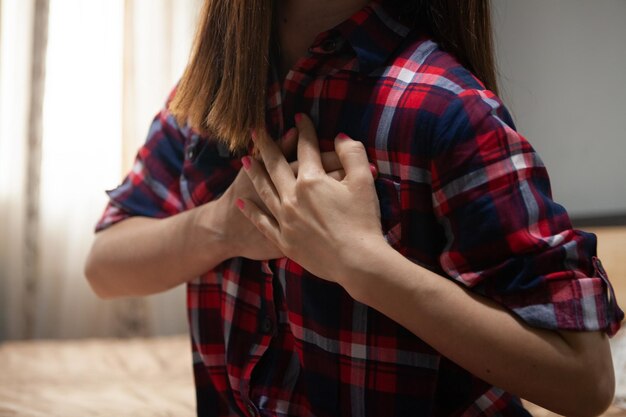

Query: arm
left=343, top=239, right=614, bottom=417
left=85, top=200, right=231, bottom=299
left=85, top=124, right=347, bottom=298
left=84, top=122, right=297, bottom=298
left=238, top=114, right=617, bottom=417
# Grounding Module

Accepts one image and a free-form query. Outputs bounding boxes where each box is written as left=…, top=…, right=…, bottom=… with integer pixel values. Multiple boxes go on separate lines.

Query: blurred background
left=0, top=0, right=624, bottom=342
left=0, top=0, right=202, bottom=341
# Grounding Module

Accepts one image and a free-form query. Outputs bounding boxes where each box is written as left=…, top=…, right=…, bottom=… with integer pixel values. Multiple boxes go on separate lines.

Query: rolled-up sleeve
left=429, top=88, right=623, bottom=336
left=95, top=93, right=187, bottom=232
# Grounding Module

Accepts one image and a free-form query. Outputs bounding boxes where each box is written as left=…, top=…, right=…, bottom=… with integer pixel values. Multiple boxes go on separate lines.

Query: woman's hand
left=237, top=113, right=387, bottom=285
left=208, top=126, right=347, bottom=261
left=235, top=116, right=616, bottom=417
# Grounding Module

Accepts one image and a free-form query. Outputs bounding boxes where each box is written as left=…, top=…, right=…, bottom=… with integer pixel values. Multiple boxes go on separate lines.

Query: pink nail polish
left=294, top=113, right=303, bottom=124
left=235, top=199, right=245, bottom=210
left=337, top=132, right=351, bottom=140
left=369, top=163, right=378, bottom=178
left=241, top=156, right=251, bottom=169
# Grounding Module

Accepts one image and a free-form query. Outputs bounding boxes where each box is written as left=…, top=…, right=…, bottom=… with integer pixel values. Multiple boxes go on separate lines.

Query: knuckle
left=258, top=187, right=274, bottom=202
left=255, top=218, right=268, bottom=234
left=346, top=140, right=365, bottom=152
left=282, top=196, right=299, bottom=217
left=297, top=173, right=319, bottom=186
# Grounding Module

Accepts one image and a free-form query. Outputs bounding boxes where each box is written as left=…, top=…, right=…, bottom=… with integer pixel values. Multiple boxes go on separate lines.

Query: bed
left=0, top=336, right=195, bottom=417
left=2, top=226, right=624, bottom=416
left=1, top=333, right=625, bottom=417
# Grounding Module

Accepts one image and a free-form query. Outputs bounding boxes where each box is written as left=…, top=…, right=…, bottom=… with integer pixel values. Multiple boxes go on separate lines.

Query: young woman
left=85, top=0, right=623, bottom=416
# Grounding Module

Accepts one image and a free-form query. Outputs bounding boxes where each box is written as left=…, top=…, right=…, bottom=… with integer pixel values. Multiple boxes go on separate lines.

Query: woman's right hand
left=200, top=128, right=347, bottom=261
left=85, top=127, right=363, bottom=299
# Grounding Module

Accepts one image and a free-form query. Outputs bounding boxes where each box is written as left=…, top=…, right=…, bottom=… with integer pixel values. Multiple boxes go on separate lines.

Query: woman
left=85, top=0, right=623, bottom=416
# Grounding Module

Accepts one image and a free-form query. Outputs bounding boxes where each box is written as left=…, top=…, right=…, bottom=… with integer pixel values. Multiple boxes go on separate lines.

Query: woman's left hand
left=237, top=113, right=388, bottom=286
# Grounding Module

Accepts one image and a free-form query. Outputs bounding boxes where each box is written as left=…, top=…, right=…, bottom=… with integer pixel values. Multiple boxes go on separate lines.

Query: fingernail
left=294, top=113, right=303, bottom=124
left=241, top=156, right=251, bottom=170
left=337, top=132, right=352, bottom=140
left=369, top=163, right=378, bottom=178
left=235, top=199, right=245, bottom=210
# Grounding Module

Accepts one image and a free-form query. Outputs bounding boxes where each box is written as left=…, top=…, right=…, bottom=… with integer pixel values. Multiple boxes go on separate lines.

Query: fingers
left=235, top=197, right=281, bottom=247
left=334, top=133, right=372, bottom=182
left=241, top=155, right=282, bottom=217
left=327, top=169, right=346, bottom=181
left=289, top=151, right=342, bottom=175
left=295, top=114, right=324, bottom=177
left=252, top=128, right=296, bottom=196
left=279, top=127, right=298, bottom=162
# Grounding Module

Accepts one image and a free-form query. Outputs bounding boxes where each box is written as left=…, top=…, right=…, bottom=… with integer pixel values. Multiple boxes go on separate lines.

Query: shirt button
left=321, top=38, right=338, bottom=53
left=186, top=145, right=196, bottom=161
left=260, top=316, right=273, bottom=334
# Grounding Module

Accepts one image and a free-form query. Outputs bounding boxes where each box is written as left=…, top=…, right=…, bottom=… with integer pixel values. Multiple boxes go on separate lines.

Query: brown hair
left=169, top=0, right=274, bottom=151
left=402, top=0, right=499, bottom=95
left=170, top=0, right=498, bottom=151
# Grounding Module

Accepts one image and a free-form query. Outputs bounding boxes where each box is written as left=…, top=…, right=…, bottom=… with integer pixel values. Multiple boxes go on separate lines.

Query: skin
left=276, top=0, right=370, bottom=79
left=238, top=114, right=615, bottom=417
left=83, top=0, right=372, bottom=298
left=84, top=128, right=346, bottom=297
left=85, top=0, right=615, bottom=415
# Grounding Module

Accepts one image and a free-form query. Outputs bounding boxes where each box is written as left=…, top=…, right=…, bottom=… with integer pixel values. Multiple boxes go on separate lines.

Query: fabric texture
left=3, top=335, right=626, bottom=417
left=96, top=0, right=623, bottom=415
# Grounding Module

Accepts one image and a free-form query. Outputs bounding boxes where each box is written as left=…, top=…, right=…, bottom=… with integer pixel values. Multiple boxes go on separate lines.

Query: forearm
left=343, top=241, right=614, bottom=417
left=85, top=202, right=231, bottom=299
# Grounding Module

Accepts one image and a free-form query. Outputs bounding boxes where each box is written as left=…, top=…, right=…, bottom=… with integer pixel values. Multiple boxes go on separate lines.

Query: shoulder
left=371, top=35, right=516, bottom=148
left=139, top=86, right=204, bottom=164
left=379, top=35, right=488, bottom=100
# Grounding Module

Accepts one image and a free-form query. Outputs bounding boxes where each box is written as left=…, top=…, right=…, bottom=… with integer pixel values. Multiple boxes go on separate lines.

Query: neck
left=276, top=0, right=370, bottom=79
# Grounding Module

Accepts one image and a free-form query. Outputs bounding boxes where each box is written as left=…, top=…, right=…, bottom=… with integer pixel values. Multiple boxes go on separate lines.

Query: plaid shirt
left=96, top=1, right=623, bottom=415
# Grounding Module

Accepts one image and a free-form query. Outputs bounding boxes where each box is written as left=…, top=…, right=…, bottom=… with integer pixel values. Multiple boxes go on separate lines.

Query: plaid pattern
left=96, top=0, right=623, bottom=415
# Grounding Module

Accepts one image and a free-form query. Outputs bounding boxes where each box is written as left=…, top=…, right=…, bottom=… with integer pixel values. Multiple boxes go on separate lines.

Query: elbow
left=84, top=246, right=117, bottom=300
left=564, top=389, right=614, bottom=417
left=575, top=370, right=615, bottom=417
left=542, top=330, right=616, bottom=417
left=558, top=359, right=615, bottom=417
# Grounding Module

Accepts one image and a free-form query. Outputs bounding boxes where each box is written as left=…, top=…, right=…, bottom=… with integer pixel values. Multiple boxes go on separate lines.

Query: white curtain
left=0, top=0, right=202, bottom=340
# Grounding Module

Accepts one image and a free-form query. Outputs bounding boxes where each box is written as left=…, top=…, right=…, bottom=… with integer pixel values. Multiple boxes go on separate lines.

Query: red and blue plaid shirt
left=96, top=1, right=623, bottom=415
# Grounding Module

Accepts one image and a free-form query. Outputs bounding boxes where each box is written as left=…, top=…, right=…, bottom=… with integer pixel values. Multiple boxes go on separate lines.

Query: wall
left=492, top=0, right=626, bottom=218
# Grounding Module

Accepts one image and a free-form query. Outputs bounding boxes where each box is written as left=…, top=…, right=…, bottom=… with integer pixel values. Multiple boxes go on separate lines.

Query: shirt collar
left=308, top=0, right=414, bottom=74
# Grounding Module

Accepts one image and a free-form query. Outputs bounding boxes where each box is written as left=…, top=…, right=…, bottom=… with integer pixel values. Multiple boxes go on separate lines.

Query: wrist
left=190, top=198, right=235, bottom=263
left=337, top=235, right=402, bottom=301
left=339, top=238, right=431, bottom=311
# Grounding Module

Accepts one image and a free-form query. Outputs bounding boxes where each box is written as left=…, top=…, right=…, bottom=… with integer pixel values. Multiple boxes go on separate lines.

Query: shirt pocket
left=374, top=177, right=403, bottom=250
left=180, top=137, right=239, bottom=208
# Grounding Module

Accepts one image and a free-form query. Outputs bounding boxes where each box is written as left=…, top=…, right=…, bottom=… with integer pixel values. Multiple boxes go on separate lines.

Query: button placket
left=186, top=135, right=200, bottom=161
left=258, top=262, right=277, bottom=336
left=186, top=145, right=196, bottom=161
left=238, top=263, right=277, bottom=415
left=246, top=402, right=258, bottom=417
left=259, top=315, right=273, bottom=335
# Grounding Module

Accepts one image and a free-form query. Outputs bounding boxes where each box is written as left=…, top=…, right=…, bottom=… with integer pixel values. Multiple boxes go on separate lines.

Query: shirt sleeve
left=429, top=88, right=623, bottom=336
left=95, top=91, right=188, bottom=232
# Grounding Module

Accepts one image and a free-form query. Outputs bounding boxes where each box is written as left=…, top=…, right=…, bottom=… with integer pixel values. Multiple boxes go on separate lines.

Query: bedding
left=1, top=226, right=624, bottom=416
left=1, top=334, right=625, bottom=416
left=0, top=333, right=626, bottom=417
left=0, top=336, right=195, bottom=417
